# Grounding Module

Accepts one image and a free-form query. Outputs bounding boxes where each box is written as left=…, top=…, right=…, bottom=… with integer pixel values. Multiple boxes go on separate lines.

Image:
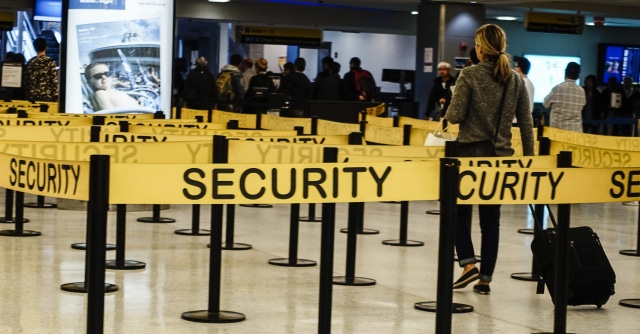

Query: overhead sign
left=0, top=11, right=15, bottom=31
left=524, top=11, right=584, bottom=34
left=236, top=25, right=322, bottom=47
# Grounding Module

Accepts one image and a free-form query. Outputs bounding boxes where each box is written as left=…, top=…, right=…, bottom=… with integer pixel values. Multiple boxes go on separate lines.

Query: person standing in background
left=582, top=74, right=604, bottom=134
left=240, top=58, right=256, bottom=94
left=543, top=62, right=586, bottom=133
left=278, top=57, right=311, bottom=117
left=25, top=38, right=58, bottom=102
left=217, top=54, right=245, bottom=112
left=513, top=56, right=534, bottom=125
left=426, top=62, right=456, bottom=120
left=183, top=56, right=218, bottom=110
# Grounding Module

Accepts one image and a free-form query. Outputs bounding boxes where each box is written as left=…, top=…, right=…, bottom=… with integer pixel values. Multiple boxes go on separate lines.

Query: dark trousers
left=455, top=204, right=501, bottom=282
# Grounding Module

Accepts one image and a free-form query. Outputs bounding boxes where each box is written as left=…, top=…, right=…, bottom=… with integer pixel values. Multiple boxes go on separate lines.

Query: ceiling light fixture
left=208, top=0, right=230, bottom=2
left=496, top=16, right=517, bottom=21
left=411, top=11, right=418, bottom=15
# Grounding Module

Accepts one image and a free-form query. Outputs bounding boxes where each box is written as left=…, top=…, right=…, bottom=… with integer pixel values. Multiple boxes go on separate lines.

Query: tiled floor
left=1, top=195, right=640, bottom=333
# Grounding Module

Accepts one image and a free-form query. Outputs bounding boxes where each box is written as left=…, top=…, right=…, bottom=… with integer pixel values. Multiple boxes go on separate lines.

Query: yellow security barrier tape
left=211, top=110, right=257, bottom=129
left=316, top=119, right=360, bottom=136
left=109, top=160, right=440, bottom=205
left=550, top=140, right=640, bottom=168
left=0, top=117, right=93, bottom=126
left=261, top=114, right=312, bottom=133
left=120, top=124, right=227, bottom=133
left=364, top=123, right=404, bottom=145
left=0, top=126, right=93, bottom=141
left=0, top=140, right=214, bottom=164
left=544, top=126, right=640, bottom=151
left=102, top=119, right=200, bottom=127
left=0, top=151, right=89, bottom=201
left=100, top=130, right=298, bottom=142
left=363, top=116, right=394, bottom=127
left=27, top=112, right=156, bottom=119
left=457, top=165, right=640, bottom=204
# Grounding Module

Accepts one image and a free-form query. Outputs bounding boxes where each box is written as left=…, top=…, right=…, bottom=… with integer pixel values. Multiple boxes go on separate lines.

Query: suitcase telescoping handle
left=528, top=204, right=558, bottom=231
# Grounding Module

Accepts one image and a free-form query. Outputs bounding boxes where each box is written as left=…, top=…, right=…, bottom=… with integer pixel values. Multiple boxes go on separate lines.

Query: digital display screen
left=34, top=0, right=62, bottom=22
left=523, top=54, right=581, bottom=103
left=598, top=44, right=640, bottom=85
left=63, top=0, right=173, bottom=116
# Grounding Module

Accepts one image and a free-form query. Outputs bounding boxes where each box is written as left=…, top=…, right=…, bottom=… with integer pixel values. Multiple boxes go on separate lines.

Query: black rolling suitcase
left=529, top=205, right=616, bottom=308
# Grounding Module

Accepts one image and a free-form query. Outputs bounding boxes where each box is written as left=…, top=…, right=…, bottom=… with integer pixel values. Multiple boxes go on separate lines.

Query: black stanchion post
left=269, top=203, right=317, bottom=267
left=415, top=158, right=473, bottom=323
left=175, top=204, right=211, bottom=236
left=71, top=126, right=116, bottom=251
left=318, top=147, right=338, bottom=334
left=227, top=119, right=239, bottom=129
left=0, top=188, right=30, bottom=224
left=512, top=137, right=551, bottom=281
left=62, top=156, right=118, bottom=294
left=554, top=151, right=572, bottom=333
left=154, top=111, right=165, bottom=119
left=0, top=191, right=40, bottom=237
left=136, top=204, right=176, bottom=223
left=222, top=203, right=251, bottom=250
left=86, top=155, right=113, bottom=334
left=176, top=105, right=182, bottom=119
left=334, top=199, right=375, bottom=286
left=105, top=204, right=145, bottom=270
left=383, top=124, right=423, bottom=246
left=119, top=120, right=129, bottom=133
left=24, top=194, right=57, bottom=209
left=340, top=132, right=378, bottom=235
left=182, top=135, right=245, bottom=324
left=255, top=112, right=262, bottom=129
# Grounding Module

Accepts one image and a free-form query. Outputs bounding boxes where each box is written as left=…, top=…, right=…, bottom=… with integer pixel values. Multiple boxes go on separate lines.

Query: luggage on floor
left=529, top=205, right=616, bottom=308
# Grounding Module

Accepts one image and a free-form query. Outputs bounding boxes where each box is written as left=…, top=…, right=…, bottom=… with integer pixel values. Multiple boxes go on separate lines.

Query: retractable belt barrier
left=26, top=112, right=156, bottom=119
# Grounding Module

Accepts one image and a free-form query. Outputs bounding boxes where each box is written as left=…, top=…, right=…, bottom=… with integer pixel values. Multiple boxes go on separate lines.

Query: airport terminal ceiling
left=239, top=0, right=640, bottom=27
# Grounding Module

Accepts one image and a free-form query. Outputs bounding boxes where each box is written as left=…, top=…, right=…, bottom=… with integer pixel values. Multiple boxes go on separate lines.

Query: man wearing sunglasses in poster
left=84, top=62, right=140, bottom=112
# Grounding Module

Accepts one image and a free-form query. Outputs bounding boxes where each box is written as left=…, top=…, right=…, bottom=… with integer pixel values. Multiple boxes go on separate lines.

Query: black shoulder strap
left=493, top=81, right=509, bottom=143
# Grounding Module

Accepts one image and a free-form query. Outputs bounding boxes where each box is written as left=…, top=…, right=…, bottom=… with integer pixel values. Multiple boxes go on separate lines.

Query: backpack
left=353, top=69, right=376, bottom=100
left=216, top=71, right=234, bottom=102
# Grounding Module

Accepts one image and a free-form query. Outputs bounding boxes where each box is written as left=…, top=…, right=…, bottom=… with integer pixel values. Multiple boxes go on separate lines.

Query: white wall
left=323, top=31, right=416, bottom=93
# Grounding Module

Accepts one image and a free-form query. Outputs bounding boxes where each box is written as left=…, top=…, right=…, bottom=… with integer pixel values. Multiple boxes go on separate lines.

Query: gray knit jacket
left=445, top=62, right=535, bottom=156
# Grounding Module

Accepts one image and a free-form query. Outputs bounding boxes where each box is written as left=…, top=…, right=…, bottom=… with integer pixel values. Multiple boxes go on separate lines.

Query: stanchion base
left=414, top=301, right=473, bottom=313
left=60, top=282, right=118, bottom=293
left=181, top=310, right=246, bottom=323
left=332, top=276, right=376, bottom=286
left=136, top=217, right=176, bottom=223
left=619, top=298, right=640, bottom=308
left=620, top=249, right=640, bottom=257
left=268, top=258, right=317, bottom=267
left=71, top=242, right=116, bottom=251
left=533, top=332, right=575, bottom=334
left=339, top=228, right=379, bottom=235
left=299, top=216, right=322, bottom=222
left=380, top=201, right=401, bottom=204
left=239, top=204, right=273, bottom=208
left=0, top=217, right=30, bottom=223
left=220, top=242, right=252, bottom=250
left=105, top=259, right=146, bottom=270
left=510, top=272, right=538, bottom=282
left=23, top=202, right=57, bottom=209
left=0, top=230, right=41, bottom=237
left=382, top=239, right=424, bottom=247
left=517, top=228, right=534, bottom=235
left=426, top=210, right=440, bottom=215
left=175, top=229, right=211, bottom=236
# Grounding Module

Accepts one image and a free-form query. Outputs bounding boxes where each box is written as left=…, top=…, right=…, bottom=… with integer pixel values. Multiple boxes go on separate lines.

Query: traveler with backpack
left=343, top=57, right=377, bottom=101
left=217, top=54, right=245, bottom=112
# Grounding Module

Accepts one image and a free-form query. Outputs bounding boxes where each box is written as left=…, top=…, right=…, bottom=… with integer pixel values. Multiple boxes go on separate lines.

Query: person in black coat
left=278, top=58, right=311, bottom=117
left=183, top=57, right=218, bottom=110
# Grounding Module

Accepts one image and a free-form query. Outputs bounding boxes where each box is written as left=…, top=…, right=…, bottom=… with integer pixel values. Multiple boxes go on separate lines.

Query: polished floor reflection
left=1, top=195, right=640, bottom=333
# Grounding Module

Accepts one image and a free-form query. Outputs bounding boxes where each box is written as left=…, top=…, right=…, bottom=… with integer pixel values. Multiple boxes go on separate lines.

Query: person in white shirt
left=513, top=56, right=534, bottom=124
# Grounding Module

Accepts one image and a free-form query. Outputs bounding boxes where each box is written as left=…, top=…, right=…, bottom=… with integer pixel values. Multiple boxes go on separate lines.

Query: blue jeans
left=455, top=204, right=501, bottom=283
